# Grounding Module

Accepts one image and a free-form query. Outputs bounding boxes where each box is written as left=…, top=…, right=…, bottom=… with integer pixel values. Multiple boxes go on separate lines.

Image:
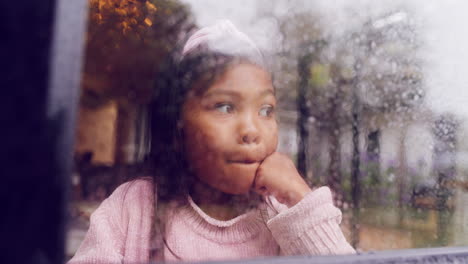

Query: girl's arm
left=68, top=179, right=154, bottom=263
left=254, top=152, right=355, bottom=255
left=67, top=183, right=131, bottom=264
left=265, top=187, right=355, bottom=255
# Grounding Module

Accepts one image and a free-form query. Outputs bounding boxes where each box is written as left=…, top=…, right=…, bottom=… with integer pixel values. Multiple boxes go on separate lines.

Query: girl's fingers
left=252, top=166, right=262, bottom=188
left=253, top=178, right=265, bottom=194
left=252, top=172, right=268, bottom=195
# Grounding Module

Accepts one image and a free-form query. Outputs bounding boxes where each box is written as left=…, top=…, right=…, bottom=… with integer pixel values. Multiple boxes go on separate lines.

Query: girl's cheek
left=265, top=126, right=279, bottom=155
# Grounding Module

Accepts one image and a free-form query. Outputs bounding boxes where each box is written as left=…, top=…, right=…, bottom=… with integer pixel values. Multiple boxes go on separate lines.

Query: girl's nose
left=238, top=113, right=260, bottom=145
left=242, top=133, right=259, bottom=144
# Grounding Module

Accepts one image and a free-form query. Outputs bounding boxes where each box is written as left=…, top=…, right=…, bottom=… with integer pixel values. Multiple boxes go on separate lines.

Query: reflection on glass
left=67, top=0, right=468, bottom=262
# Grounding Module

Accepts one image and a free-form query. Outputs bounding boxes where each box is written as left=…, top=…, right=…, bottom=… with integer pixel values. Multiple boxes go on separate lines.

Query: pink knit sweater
left=68, top=179, right=355, bottom=263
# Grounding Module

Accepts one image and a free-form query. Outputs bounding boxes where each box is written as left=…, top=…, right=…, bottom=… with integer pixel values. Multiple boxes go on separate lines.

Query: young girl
left=69, top=20, right=355, bottom=263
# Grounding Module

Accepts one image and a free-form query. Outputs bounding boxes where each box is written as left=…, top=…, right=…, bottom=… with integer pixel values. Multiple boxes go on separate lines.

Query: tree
left=82, top=0, right=195, bottom=167
left=256, top=1, right=360, bottom=203
left=336, top=10, right=425, bottom=207
left=432, top=114, right=459, bottom=245
left=255, top=2, right=330, bottom=184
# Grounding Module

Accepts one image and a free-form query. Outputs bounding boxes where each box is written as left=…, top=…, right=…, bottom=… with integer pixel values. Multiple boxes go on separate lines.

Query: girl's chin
left=221, top=186, right=252, bottom=195
left=207, top=174, right=254, bottom=195
left=219, top=178, right=256, bottom=195
left=197, top=165, right=258, bottom=194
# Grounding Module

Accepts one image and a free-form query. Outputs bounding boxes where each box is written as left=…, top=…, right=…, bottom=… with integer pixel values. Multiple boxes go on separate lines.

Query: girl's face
left=181, top=63, right=278, bottom=194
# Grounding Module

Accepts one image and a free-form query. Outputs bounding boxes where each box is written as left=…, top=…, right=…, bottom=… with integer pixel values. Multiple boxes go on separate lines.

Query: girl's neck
left=189, top=179, right=260, bottom=221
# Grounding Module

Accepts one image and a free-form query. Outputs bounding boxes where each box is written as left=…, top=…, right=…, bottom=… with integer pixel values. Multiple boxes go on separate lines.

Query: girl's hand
left=253, top=152, right=312, bottom=207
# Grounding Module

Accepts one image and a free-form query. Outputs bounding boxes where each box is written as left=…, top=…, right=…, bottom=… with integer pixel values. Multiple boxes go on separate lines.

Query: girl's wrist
left=285, top=185, right=312, bottom=207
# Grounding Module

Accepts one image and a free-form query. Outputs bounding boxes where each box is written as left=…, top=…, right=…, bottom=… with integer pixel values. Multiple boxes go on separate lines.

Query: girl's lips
left=227, top=159, right=259, bottom=164
left=227, top=150, right=266, bottom=163
left=227, top=154, right=265, bottom=164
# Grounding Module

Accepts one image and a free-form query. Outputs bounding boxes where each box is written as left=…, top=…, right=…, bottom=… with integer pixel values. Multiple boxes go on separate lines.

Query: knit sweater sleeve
left=266, top=187, right=355, bottom=256
left=67, top=182, right=132, bottom=264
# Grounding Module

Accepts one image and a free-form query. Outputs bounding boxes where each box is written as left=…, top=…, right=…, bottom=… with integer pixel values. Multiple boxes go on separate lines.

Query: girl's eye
left=259, top=105, right=275, bottom=117
left=215, top=103, right=234, bottom=113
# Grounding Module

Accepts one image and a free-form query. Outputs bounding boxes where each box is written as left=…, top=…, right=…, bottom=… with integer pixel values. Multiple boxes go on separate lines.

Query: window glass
left=67, top=0, right=468, bottom=261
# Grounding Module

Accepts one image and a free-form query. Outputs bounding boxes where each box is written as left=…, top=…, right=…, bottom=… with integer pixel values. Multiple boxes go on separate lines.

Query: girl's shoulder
left=107, top=177, right=155, bottom=208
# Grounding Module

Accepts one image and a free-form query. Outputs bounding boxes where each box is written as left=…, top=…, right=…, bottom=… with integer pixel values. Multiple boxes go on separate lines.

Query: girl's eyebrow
left=202, top=90, right=241, bottom=99
left=203, top=88, right=275, bottom=99
left=260, top=89, right=275, bottom=97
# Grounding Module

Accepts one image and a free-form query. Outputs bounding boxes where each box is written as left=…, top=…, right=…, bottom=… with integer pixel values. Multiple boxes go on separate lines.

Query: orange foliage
left=82, top=0, right=194, bottom=107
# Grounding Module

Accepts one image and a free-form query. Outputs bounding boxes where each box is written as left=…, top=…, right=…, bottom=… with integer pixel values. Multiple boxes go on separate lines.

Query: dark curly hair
left=148, top=51, right=233, bottom=201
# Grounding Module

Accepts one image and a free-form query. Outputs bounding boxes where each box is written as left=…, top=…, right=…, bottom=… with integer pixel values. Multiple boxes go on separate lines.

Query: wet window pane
left=67, top=0, right=468, bottom=262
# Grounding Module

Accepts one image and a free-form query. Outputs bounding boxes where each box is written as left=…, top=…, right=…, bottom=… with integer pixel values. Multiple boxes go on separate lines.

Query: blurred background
left=67, top=0, right=468, bottom=259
